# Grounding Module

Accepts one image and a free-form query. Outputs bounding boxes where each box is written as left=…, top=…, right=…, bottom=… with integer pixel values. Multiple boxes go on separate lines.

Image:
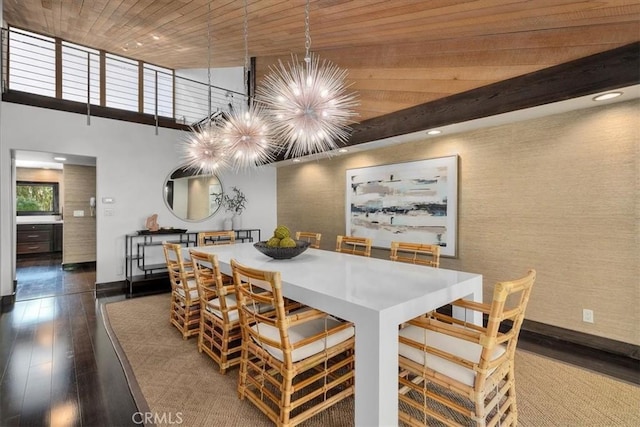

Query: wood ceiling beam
left=349, top=42, right=639, bottom=145
left=274, top=41, right=639, bottom=162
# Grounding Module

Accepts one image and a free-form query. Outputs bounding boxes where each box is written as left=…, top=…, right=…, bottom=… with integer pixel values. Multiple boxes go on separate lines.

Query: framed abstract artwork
left=346, top=155, right=458, bottom=257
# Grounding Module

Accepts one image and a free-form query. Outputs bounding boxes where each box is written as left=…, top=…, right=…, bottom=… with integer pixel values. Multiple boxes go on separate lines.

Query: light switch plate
left=73, top=210, right=85, bottom=217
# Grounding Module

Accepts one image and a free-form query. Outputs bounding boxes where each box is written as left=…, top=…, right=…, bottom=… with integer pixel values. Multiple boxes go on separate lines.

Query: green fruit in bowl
left=279, top=237, right=296, bottom=248
left=266, top=237, right=281, bottom=247
left=273, top=225, right=291, bottom=239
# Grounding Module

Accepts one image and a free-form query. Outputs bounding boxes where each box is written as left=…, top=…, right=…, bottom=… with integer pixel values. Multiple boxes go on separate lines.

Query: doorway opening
left=13, top=150, right=97, bottom=301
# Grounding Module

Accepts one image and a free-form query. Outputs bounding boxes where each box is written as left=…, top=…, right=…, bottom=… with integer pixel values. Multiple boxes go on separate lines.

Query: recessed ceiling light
left=338, top=148, right=348, bottom=153
left=427, top=130, right=441, bottom=135
left=592, top=91, right=623, bottom=101
left=292, top=158, right=301, bottom=163
left=152, top=35, right=160, bottom=41
left=53, top=157, right=66, bottom=161
left=136, top=42, right=143, bottom=47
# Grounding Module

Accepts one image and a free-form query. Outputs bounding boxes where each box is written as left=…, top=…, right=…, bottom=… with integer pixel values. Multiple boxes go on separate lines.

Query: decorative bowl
left=253, top=240, right=311, bottom=259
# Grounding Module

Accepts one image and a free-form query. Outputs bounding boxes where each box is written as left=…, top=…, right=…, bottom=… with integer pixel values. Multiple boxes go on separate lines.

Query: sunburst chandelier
left=257, top=0, right=358, bottom=158
left=179, top=120, right=230, bottom=174
left=179, top=0, right=230, bottom=174
left=221, top=0, right=276, bottom=170
left=222, top=103, right=274, bottom=170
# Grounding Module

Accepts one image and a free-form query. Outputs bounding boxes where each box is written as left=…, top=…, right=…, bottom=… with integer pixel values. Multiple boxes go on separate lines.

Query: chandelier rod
left=243, top=0, right=249, bottom=97
left=207, top=0, right=212, bottom=125
left=304, top=0, right=311, bottom=64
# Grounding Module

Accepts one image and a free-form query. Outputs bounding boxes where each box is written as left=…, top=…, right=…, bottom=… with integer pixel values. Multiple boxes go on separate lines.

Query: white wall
left=174, top=67, right=245, bottom=124
left=0, top=102, right=277, bottom=295
left=175, top=67, right=244, bottom=93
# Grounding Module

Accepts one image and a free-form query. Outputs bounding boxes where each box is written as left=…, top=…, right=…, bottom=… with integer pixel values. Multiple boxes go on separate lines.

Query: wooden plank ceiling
left=4, top=0, right=640, bottom=122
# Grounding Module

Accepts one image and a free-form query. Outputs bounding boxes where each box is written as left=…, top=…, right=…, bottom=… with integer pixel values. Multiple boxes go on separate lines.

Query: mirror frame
left=163, top=165, right=223, bottom=222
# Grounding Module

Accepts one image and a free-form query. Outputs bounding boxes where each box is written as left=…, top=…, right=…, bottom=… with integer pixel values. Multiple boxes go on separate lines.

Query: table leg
left=354, top=315, right=399, bottom=426
left=452, top=278, right=483, bottom=326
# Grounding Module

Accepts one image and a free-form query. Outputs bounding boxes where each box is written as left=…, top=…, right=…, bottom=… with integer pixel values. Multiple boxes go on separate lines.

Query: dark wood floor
left=1, top=257, right=638, bottom=426
left=1, top=256, right=136, bottom=427
left=13, top=253, right=96, bottom=301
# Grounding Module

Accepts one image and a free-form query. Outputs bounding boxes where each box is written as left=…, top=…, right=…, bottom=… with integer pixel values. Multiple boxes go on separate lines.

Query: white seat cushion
left=206, top=294, right=240, bottom=322
left=252, top=316, right=354, bottom=363
left=206, top=295, right=273, bottom=323
left=399, top=324, right=506, bottom=387
left=176, top=280, right=199, bottom=300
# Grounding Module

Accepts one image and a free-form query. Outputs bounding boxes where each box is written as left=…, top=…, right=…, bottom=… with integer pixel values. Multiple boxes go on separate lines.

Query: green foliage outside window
left=16, top=182, right=58, bottom=213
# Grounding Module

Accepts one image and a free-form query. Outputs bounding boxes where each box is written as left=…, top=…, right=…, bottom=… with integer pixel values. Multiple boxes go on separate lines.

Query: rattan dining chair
left=231, top=259, right=355, bottom=427
left=295, top=231, right=322, bottom=249
left=197, top=230, right=236, bottom=246
left=197, top=230, right=236, bottom=284
left=390, top=241, right=442, bottom=325
left=189, top=249, right=244, bottom=373
left=163, top=242, right=200, bottom=340
left=335, top=235, right=372, bottom=257
left=398, top=269, right=536, bottom=426
left=390, top=241, right=440, bottom=267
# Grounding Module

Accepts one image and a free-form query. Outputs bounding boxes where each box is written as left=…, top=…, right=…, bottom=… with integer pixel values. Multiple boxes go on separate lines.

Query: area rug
left=103, top=294, right=640, bottom=426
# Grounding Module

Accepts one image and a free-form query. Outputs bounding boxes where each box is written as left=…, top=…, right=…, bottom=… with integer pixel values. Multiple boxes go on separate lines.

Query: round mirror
left=163, top=166, right=223, bottom=222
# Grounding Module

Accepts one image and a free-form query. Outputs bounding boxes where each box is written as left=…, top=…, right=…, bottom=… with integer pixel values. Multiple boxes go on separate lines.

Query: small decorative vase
left=223, top=217, right=233, bottom=230
left=232, top=214, right=242, bottom=230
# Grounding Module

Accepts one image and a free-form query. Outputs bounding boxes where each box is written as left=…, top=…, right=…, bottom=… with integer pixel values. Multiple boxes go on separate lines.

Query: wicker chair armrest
left=429, top=311, right=487, bottom=333
left=399, top=334, right=477, bottom=370
left=287, top=308, right=328, bottom=324
left=290, top=320, right=354, bottom=350
left=407, top=316, right=485, bottom=344
left=450, top=298, right=492, bottom=314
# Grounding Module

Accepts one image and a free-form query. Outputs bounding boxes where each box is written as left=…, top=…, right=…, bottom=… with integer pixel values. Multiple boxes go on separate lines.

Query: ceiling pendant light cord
left=244, top=0, right=249, bottom=98
left=304, top=0, right=311, bottom=65
left=207, top=0, right=212, bottom=125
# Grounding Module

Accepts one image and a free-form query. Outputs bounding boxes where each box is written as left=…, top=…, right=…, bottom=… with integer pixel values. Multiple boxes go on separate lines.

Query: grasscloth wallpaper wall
left=63, top=165, right=96, bottom=265
left=277, top=100, right=639, bottom=346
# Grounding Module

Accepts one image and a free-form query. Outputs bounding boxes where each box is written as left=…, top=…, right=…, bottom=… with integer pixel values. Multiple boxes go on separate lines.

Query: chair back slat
left=336, top=235, right=372, bottom=257
left=295, top=231, right=322, bottom=248
left=390, top=241, right=440, bottom=267
left=489, top=270, right=536, bottom=358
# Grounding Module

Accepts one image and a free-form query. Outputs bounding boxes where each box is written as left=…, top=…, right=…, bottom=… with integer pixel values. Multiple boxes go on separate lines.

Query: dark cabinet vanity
left=17, top=223, right=63, bottom=255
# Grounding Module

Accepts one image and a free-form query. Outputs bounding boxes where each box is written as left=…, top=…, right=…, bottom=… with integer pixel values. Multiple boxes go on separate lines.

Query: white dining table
left=184, top=242, right=482, bottom=426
